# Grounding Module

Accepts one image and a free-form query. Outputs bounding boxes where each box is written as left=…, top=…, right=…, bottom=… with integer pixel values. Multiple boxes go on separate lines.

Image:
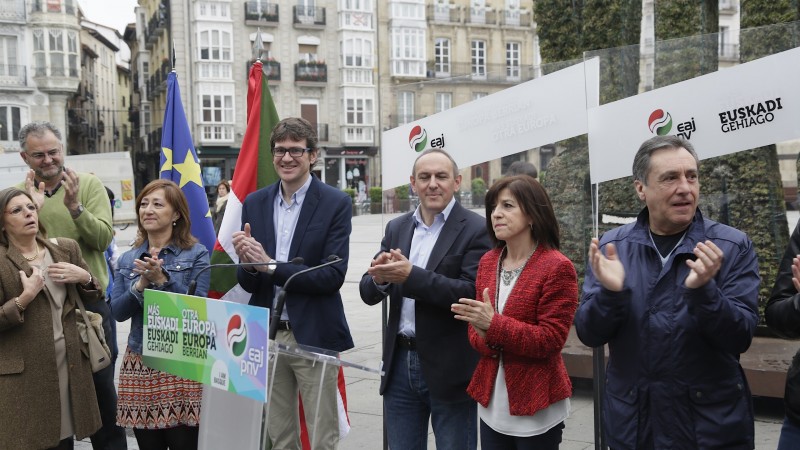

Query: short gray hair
left=632, top=135, right=698, bottom=184
left=411, top=148, right=459, bottom=178
left=19, top=121, right=62, bottom=152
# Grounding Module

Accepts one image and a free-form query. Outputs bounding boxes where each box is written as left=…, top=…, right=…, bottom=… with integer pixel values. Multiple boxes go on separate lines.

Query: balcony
left=500, top=10, right=532, bottom=27
left=317, top=123, right=329, bottom=142
left=128, top=107, right=140, bottom=124
left=466, top=8, right=498, bottom=26
left=0, top=64, right=27, bottom=87
left=719, top=43, right=740, bottom=62
left=294, top=62, right=327, bottom=84
left=132, top=71, right=139, bottom=92
left=146, top=1, right=169, bottom=47
left=147, top=127, right=163, bottom=154
left=263, top=60, right=281, bottom=81
left=293, top=5, right=325, bottom=27
left=245, top=1, right=279, bottom=26
left=426, top=3, right=459, bottom=24
left=31, top=0, right=76, bottom=15
left=425, top=61, right=535, bottom=84
left=0, top=0, right=26, bottom=22
left=389, top=114, right=427, bottom=129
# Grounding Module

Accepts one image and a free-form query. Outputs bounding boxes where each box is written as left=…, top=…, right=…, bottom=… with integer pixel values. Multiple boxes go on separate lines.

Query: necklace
left=22, top=245, right=40, bottom=262
left=499, top=243, right=538, bottom=286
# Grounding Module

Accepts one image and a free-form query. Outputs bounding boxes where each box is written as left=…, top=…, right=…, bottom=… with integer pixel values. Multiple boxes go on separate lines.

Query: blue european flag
left=159, top=71, right=217, bottom=253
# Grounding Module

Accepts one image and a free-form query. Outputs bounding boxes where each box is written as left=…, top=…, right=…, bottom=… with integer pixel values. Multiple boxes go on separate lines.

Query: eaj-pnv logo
left=648, top=109, right=696, bottom=139
left=648, top=109, right=673, bottom=135
left=226, top=314, right=247, bottom=358
left=409, top=125, right=428, bottom=152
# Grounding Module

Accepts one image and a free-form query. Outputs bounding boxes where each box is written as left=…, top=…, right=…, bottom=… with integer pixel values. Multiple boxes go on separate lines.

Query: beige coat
left=0, top=237, right=102, bottom=449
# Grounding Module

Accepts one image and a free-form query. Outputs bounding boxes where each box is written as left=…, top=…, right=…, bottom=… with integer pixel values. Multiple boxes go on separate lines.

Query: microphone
left=269, top=255, right=344, bottom=340
left=185, top=257, right=304, bottom=295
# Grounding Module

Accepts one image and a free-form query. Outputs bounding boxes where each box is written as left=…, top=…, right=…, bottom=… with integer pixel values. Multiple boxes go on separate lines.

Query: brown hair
left=0, top=187, right=47, bottom=245
left=270, top=117, right=318, bottom=151
left=217, top=179, right=230, bottom=192
left=132, top=180, right=197, bottom=249
left=484, top=175, right=560, bottom=249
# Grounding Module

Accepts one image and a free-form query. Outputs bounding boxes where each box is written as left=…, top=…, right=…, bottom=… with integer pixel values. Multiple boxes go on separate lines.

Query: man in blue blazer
left=232, top=117, right=353, bottom=450
left=359, top=149, right=492, bottom=450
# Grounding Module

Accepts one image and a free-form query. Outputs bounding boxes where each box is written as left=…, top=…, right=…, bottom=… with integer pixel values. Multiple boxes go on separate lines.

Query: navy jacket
left=359, top=202, right=492, bottom=401
left=766, top=219, right=800, bottom=426
left=575, top=208, right=759, bottom=450
left=237, top=176, right=354, bottom=353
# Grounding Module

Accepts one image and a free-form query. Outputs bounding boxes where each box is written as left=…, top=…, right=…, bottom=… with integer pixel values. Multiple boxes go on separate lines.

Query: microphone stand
left=185, top=258, right=304, bottom=295
left=268, top=255, right=344, bottom=340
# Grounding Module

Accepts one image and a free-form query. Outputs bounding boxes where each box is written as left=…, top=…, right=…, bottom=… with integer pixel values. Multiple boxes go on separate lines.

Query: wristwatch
left=266, top=259, right=277, bottom=275
left=70, top=203, right=85, bottom=219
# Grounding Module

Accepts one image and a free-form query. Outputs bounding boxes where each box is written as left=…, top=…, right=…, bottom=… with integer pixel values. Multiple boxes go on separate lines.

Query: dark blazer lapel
left=43, top=237, right=70, bottom=263
left=396, top=213, right=415, bottom=257
left=289, top=177, right=321, bottom=260
left=426, top=203, right=467, bottom=271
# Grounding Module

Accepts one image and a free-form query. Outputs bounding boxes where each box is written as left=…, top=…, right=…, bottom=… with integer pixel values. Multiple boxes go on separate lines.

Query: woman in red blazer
left=452, top=175, right=578, bottom=449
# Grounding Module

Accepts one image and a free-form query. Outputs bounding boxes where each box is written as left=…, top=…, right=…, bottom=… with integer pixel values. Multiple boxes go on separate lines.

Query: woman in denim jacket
left=110, top=179, right=209, bottom=449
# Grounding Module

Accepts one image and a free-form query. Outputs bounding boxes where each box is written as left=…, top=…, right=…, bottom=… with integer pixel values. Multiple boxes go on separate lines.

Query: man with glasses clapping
left=17, top=121, right=127, bottom=449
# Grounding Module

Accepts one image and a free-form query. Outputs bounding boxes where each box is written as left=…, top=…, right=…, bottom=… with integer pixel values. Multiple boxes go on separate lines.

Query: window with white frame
left=49, top=29, right=64, bottom=76
left=200, top=93, right=234, bottom=141
left=472, top=92, right=488, bottom=100
left=342, top=37, right=373, bottom=67
left=471, top=40, right=486, bottom=78
left=390, top=0, right=424, bottom=19
left=398, top=91, right=414, bottom=125
left=470, top=0, right=486, bottom=23
left=435, top=92, right=452, bottom=113
left=434, top=38, right=450, bottom=76
left=344, top=89, right=374, bottom=125
left=506, top=41, right=520, bottom=80
left=0, top=35, right=18, bottom=77
left=33, top=30, right=45, bottom=76
left=391, top=28, right=425, bottom=77
left=197, top=1, right=230, bottom=18
left=68, top=31, right=78, bottom=77
left=142, top=104, right=151, bottom=133
left=0, top=105, right=22, bottom=144
left=505, top=0, right=520, bottom=26
left=198, top=29, right=232, bottom=61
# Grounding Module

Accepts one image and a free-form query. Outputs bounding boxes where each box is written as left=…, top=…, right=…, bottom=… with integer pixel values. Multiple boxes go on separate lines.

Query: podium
left=198, top=339, right=382, bottom=450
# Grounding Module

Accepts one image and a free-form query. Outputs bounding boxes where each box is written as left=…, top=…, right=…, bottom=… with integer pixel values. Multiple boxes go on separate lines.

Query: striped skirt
left=116, top=347, right=202, bottom=429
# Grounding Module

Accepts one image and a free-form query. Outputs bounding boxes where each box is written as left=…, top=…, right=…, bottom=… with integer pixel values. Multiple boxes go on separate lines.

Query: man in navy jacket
left=575, top=135, right=759, bottom=449
left=233, top=117, right=353, bottom=450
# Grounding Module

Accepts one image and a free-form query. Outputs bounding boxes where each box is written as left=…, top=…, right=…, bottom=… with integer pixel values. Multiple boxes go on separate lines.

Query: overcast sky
left=79, top=0, right=138, bottom=33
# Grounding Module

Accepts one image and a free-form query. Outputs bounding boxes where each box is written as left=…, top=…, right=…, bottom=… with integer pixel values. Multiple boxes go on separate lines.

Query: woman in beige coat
left=0, top=187, right=102, bottom=449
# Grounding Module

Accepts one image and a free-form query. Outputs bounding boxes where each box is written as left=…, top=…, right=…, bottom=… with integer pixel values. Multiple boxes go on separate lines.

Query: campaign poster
left=142, top=290, right=269, bottom=403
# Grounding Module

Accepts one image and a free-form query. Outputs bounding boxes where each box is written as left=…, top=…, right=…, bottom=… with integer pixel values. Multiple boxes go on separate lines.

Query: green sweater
left=17, top=173, right=113, bottom=291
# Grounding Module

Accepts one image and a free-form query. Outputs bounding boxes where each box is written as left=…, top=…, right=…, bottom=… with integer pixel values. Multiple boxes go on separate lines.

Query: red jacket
left=467, top=246, right=578, bottom=416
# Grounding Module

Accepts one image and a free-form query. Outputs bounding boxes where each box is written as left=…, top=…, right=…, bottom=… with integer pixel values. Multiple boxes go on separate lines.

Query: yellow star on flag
left=173, top=149, right=204, bottom=190
left=160, top=147, right=173, bottom=172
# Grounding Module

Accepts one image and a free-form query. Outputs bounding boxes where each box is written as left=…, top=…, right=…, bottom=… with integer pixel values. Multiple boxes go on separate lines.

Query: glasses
left=272, top=147, right=312, bottom=158
left=26, top=147, right=61, bottom=161
left=4, top=204, right=37, bottom=216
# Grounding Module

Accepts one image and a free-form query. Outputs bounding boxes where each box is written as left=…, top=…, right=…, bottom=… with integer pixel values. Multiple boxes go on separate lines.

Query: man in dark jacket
left=575, top=135, right=759, bottom=449
left=766, top=220, right=800, bottom=449
left=359, top=149, right=492, bottom=450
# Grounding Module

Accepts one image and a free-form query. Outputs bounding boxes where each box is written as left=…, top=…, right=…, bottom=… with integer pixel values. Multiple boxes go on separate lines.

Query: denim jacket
left=110, top=240, right=210, bottom=354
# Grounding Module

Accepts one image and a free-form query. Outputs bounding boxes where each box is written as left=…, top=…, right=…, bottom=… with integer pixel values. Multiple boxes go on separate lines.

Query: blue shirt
left=398, top=196, right=456, bottom=337
left=110, top=240, right=210, bottom=354
left=272, top=176, right=311, bottom=321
